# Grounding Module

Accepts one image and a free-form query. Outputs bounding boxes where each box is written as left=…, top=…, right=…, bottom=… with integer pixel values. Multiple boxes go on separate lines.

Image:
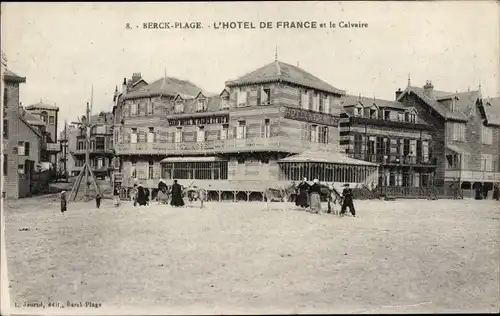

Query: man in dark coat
left=136, top=184, right=148, bottom=206
left=475, top=183, right=483, bottom=200
left=170, top=180, right=185, bottom=207
left=295, top=177, right=310, bottom=208
left=340, top=183, right=356, bottom=217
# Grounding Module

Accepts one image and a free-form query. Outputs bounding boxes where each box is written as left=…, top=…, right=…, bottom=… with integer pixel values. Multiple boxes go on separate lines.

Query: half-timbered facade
left=340, top=95, right=437, bottom=188
left=397, top=81, right=500, bottom=191
left=113, top=60, right=378, bottom=200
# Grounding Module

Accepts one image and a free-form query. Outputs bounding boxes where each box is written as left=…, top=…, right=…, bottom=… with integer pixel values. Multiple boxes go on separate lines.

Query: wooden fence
left=374, top=186, right=462, bottom=199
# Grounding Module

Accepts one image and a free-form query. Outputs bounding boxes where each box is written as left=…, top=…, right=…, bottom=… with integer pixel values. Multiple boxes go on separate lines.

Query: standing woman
left=136, top=184, right=148, bottom=206
left=60, top=190, right=67, bottom=213
left=308, top=179, right=322, bottom=214
left=295, top=178, right=310, bottom=209
left=492, top=182, right=499, bottom=201
left=170, top=180, right=185, bottom=207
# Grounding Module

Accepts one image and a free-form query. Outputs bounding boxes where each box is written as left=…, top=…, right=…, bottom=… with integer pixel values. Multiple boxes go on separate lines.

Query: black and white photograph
left=1, top=1, right=499, bottom=315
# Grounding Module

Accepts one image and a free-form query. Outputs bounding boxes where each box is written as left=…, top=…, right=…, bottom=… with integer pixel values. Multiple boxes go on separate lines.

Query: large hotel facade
left=110, top=59, right=500, bottom=200
left=112, top=60, right=378, bottom=200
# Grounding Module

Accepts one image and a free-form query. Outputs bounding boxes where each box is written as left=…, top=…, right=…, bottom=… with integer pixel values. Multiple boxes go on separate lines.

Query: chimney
left=395, top=88, right=403, bottom=100
left=122, top=78, right=127, bottom=94
left=423, top=80, right=434, bottom=98
left=132, top=72, right=142, bottom=82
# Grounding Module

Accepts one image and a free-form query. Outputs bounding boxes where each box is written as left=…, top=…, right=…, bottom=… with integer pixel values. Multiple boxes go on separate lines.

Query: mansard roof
left=3, top=70, right=26, bottom=83
left=124, top=76, right=209, bottom=100
left=225, top=60, right=345, bottom=96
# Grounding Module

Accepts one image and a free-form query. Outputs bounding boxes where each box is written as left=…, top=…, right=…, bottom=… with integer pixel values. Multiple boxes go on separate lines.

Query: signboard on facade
left=283, top=106, right=339, bottom=126
left=168, top=115, right=229, bottom=127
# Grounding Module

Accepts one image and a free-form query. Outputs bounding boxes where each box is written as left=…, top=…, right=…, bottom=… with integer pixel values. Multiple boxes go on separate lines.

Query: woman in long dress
left=295, top=178, right=310, bottom=208
left=309, top=179, right=322, bottom=214
left=136, top=184, right=148, bottom=206
left=170, top=180, right=185, bottom=207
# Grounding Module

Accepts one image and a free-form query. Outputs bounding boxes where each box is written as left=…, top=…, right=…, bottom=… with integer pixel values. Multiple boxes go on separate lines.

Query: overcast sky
left=2, top=1, right=498, bottom=132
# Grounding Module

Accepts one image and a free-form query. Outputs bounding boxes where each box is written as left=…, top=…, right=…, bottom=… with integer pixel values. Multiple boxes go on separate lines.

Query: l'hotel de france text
left=137, top=20, right=369, bottom=30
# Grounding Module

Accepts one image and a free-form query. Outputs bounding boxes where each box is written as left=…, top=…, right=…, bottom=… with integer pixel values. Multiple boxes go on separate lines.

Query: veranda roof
left=278, top=151, right=378, bottom=166
left=160, top=156, right=226, bottom=163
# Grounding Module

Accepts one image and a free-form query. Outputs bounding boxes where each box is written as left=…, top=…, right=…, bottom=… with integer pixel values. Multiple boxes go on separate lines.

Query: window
left=237, top=157, right=245, bottom=164
left=175, top=127, right=183, bottom=143
left=397, top=112, right=404, bottom=121
left=319, top=126, right=329, bottom=144
left=461, top=153, right=470, bottom=169
left=197, top=126, right=205, bottom=142
left=220, top=124, right=229, bottom=140
left=147, top=99, right=154, bottom=115
left=131, top=103, right=137, bottom=116
left=452, top=123, right=466, bottom=142
left=17, top=141, right=25, bottom=156
left=261, top=88, right=271, bottom=105
left=49, top=116, right=55, bottom=125
left=148, top=127, right=155, bottom=143
left=300, top=91, right=309, bottom=110
left=3, top=119, right=8, bottom=138
left=319, top=95, right=324, bottom=112
left=3, top=154, right=7, bottom=176
left=197, top=98, right=206, bottom=112
left=237, top=121, right=246, bottom=139
left=481, top=154, right=493, bottom=172
left=40, top=111, right=48, bottom=123
left=263, top=119, right=270, bottom=138
left=354, top=106, right=362, bottom=116
left=310, top=125, right=319, bottom=142
left=370, top=107, right=377, bottom=119
left=96, top=137, right=105, bottom=150
left=148, top=161, right=154, bottom=179
left=97, top=158, right=104, bottom=169
left=237, top=88, right=248, bottom=107
left=130, top=128, right=137, bottom=144
left=18, top=164, right=25, bottom=175
left=174, top=100, right=184, bottom=113
left=384, top=110, right=391, bottom=120
left=481, top=126, right=493, bottom=145
left=221, top=98, right=229, bottom=110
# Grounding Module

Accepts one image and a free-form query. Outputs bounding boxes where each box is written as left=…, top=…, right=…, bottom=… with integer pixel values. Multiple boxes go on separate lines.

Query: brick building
left=396, top=81, right=500, bottom=191
left=340, top=95, right=437, bottom=188
left=2, top=70, right=44, bottom=198
left=113, top=60, right=377, bottom=201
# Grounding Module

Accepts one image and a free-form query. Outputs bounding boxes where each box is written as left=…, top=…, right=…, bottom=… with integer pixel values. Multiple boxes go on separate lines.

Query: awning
left=278, top=151, right=378, bottom=166
left=446, top=143, right=470, bottom=154
left=160, top=156, right=226, bottom=163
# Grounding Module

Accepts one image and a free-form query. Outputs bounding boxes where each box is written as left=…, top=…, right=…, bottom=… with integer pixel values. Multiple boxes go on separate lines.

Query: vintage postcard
left=1, top=1, right=499, bottom=315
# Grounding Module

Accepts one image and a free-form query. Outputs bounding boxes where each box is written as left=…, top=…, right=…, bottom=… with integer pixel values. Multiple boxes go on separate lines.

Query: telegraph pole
left=84, top=101, right=91, bottom=200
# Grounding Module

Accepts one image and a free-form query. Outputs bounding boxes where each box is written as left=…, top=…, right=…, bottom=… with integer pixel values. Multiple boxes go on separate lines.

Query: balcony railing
left=72, top=147, right=114, bottom=155
left=349, top=116, right=433, bottom=130
left=43, top=142, right=61, bottom=152
left=445, top=169, right=500, bottom=182
left=115, top=137, right=337, bottom=155
left=346, top=153, right=436, bottom=166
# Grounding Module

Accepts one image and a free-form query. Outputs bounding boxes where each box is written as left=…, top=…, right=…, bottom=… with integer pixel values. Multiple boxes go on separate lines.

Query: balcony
left=346, top=153, right=436, bottom=167
left=445, top=169, right=500, bottom=182
left=115, top=137, right=337, bottom=156
left=43, top=142, right=61, bottom=152
left=349, top=116, right=433, bottom=130
left=72, top=147, right=114, bottom=155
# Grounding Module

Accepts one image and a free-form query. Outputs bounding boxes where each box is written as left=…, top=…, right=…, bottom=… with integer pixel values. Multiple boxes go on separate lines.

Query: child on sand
left=96, top=194, right=102, bottom=209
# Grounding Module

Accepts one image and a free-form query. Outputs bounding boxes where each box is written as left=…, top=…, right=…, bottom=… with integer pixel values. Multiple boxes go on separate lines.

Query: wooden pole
left=84, top=102, right=90, bottom=200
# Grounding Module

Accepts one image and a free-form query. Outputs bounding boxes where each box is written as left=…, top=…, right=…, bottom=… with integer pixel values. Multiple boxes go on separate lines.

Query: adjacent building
left=396, top=81, right=500, bottom=190
left=340, top=95, right=437, bottom=188
left=68, top=111, right=115, bottom=178
left=2, top=70, right=43, bottom=198
left=113, top=60, right=378, bottom=200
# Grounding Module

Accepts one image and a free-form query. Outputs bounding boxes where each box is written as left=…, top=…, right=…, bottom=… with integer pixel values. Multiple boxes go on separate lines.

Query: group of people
left=127, top=179, right=186, bottom=207
left=294, top=178, right=356, bottom=217
left=477, top=182, right=500, bottom=201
